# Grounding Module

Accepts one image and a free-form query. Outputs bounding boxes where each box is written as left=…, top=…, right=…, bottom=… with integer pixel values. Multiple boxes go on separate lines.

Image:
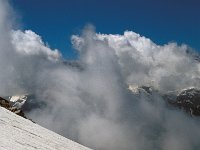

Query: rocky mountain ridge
left=0, top=96, right=26, bottom=118
left=128, top=85, right=200, bottom=116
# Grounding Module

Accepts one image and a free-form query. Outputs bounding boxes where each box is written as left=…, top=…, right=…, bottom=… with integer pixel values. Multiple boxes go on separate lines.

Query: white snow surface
left=9, top=95, right=27, bottom=103
left=0, top=107, right=91, bottom=150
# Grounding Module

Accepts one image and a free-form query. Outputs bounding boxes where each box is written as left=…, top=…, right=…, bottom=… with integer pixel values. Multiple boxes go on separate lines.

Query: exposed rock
left=0, top=96, right=27, bottom=118
left=128, top=85, right=153, bottom=95
left=174, top=88, right=200, bottom=116
left=0, top=97, right=10, bottom=108
left=128, top=85, right=200, bottom=116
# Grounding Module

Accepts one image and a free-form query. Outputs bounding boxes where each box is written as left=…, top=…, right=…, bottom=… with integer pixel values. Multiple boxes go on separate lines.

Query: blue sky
left=11, top=0, right=200, bottom=59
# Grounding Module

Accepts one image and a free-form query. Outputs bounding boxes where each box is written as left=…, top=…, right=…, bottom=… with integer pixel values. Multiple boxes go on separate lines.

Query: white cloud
left=11, top=30, right=61, bottom=61
left=72, top=31, right=200, bottom=91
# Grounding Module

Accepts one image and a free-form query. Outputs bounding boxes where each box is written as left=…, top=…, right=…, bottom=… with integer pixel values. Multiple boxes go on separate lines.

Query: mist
left=1, top=1, right=200, bottom=150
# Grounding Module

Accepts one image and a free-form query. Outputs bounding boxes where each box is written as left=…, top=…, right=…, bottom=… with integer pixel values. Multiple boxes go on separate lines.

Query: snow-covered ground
left=0, top=107, right=91, bottom=150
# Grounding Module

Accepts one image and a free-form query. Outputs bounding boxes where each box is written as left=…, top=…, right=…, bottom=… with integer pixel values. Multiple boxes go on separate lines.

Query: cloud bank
left=1, top=1, right=200, bottom=150
left=72, top=29, right=200, bottom=92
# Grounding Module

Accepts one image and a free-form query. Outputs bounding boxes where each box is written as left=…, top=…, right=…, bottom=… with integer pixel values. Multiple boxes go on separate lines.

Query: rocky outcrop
left=128, top=85, right=200, bottom=116
left=173, top=88, right=200, bottom=116
left=0, top=97, right=27, bottom=118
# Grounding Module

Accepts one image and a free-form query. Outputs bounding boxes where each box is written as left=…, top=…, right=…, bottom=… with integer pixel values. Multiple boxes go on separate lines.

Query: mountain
left=0, top=106, right=91, bottom=150
left=128, top=85, right=200, bottom=116
left=4, top=85, right=200, bottom=120
left=0, top=96, right=26, bottom=118
left=168, top=87, right=200, bottom=116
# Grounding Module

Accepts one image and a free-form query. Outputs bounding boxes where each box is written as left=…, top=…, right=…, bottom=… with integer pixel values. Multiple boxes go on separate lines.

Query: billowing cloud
left=1, top=0, right=200, bottom=150
left=72, top=30, right=200, bottom=92
left=11, top=30, right=61, bottom=61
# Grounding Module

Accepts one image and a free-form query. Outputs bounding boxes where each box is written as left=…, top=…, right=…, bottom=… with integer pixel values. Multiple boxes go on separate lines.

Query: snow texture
left=0, top=107, right=91, bottom=150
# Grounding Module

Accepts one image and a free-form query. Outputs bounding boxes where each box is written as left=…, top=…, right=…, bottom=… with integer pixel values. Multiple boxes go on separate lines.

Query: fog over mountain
left=1, top=0, right=200, bottom=150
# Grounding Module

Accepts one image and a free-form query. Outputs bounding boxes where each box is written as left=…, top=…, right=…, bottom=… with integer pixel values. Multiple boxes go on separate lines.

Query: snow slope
left=0, top=107, right=91, bottom=150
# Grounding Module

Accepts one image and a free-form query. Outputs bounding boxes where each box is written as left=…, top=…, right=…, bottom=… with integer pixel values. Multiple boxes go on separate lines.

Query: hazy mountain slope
left=0, top=107, right=91, bottom=150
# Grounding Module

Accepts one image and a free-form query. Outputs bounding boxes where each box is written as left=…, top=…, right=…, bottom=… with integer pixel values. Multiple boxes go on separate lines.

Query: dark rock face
left=175, top=88, right=200, bottom=116
left=0, top=97, right=27, bottom=118
left=0, top=97, right=10, bottom=108
left=162, top=88, right=200, bottom=116
left=140, top=86, right=153, bottom=94
left=131, top=86, right=200, bottom=116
